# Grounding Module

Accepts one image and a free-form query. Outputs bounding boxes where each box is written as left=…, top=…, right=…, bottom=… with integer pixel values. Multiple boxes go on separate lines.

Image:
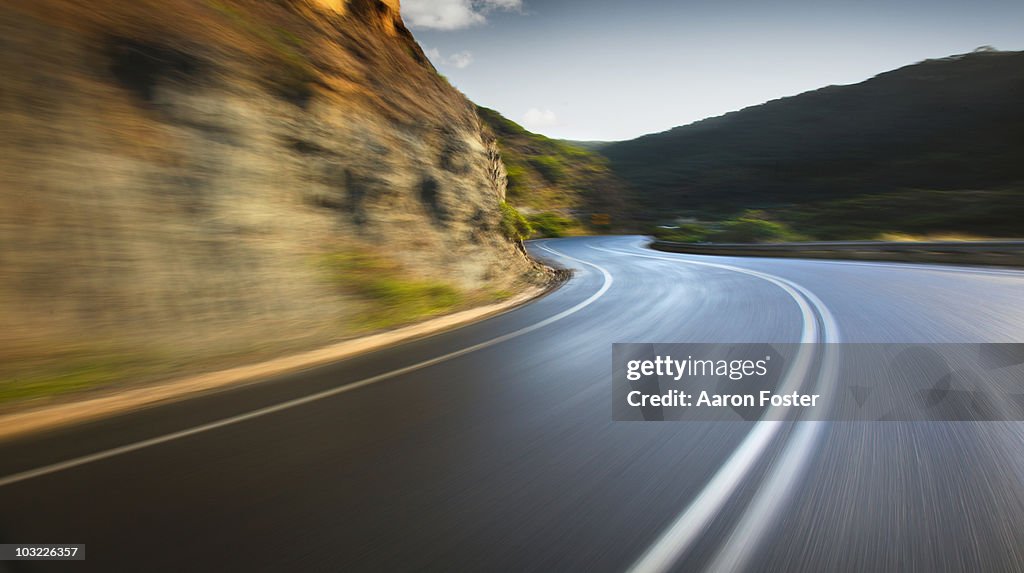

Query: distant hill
left=600, top=49, right=1024, bottom=238
left=477, top=107, right=634, bottom=235
left=559, top=140, right=613, bottom=152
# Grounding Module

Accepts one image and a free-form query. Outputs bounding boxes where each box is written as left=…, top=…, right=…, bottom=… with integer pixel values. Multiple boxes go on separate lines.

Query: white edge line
left=0, top=243, right=612, bottom=489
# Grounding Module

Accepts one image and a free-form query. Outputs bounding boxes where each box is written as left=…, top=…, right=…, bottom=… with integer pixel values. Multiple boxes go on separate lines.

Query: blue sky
left=401, top=0, right=1024, bottom=141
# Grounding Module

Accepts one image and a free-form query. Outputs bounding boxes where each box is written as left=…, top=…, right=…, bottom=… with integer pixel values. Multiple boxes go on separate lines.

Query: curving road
left=2, top=235, right=1024, bottom=572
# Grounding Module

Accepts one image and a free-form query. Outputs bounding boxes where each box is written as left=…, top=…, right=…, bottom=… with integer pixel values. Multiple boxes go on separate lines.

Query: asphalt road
left=2, top=235, right=1024, bottom=572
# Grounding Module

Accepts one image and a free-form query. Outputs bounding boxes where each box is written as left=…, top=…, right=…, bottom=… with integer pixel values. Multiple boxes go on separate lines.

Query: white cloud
left=478, top=0, right=522, bottom=8
left=446, top=50, right=474, bottom=68
left=423, top=47, right=475, bottom=69
left=402, top=0, right=523, bottom=30
left=522, top=107, right=558, bottom=129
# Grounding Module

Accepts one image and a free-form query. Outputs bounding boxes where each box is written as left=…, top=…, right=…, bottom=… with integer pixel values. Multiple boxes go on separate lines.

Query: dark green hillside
left=601, top=49, right=1024, bottom=238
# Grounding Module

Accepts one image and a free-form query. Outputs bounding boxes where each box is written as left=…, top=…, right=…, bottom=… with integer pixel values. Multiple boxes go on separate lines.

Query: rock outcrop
left=0, top=0, right=539, bottom=396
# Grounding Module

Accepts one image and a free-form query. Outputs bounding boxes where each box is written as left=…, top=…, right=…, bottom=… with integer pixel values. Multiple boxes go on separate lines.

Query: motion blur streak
left=1, top=236, right=1023, bottom=572
left=0, top=243, right=610, bottom=489
left=602, top=242, right=842, bottom=573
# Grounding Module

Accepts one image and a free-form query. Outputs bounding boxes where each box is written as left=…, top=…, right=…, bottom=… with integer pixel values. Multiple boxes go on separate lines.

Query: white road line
left=616, top=239, right=846, bottom=573
left=706, top=310, right=841, bottom=573
left=588, top=243, right=840, bottom=573
left=705, top=421, right=824, bottom=573
left=0, top=244, right=612, bottom=489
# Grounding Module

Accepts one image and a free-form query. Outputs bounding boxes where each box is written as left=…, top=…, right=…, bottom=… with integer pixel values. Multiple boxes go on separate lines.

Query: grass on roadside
left=653, top=210, right=807, bottom=243
left=322, top=250, right=465, bottom=330
left=0, top=352, right=144, bottom=405
left=653, top=188, right=1023, bottom=243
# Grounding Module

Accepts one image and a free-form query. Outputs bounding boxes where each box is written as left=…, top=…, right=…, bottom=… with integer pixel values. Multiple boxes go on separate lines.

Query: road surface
left=2, top=235, right=1024, bottom=572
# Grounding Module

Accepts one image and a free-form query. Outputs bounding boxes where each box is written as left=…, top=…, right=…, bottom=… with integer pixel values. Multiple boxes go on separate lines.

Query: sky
left=401, top=0, right=1024, bottom=141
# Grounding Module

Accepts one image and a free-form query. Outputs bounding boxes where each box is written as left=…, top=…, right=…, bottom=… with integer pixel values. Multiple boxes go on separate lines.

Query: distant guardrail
left=650, top=240, right=1024, bottom=267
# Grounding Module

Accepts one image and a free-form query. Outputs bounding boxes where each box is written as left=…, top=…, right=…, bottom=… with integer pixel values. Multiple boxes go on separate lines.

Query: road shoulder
left=0, top=282, right=556, bottom=442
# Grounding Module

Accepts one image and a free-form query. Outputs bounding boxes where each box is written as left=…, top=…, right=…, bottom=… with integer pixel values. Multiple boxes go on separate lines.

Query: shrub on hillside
left=712, top=210, right=804, bottom=243
left=527, top=212, right=576, bottom=238
left=527, top=155, right=568, bottom=183
left=499, top=202, right=532, bottom=242
left=504, top=163, right=527, bottom=196
left=653, top=223, right=711, bottom=243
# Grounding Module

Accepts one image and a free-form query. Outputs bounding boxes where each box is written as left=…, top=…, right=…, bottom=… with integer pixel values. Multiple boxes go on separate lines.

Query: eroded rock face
left=0, top=0, right=537, bottom=374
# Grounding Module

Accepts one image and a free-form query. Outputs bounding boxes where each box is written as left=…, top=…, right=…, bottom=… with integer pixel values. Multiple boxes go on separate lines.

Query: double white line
left=588, top=242, right=840, bottom=573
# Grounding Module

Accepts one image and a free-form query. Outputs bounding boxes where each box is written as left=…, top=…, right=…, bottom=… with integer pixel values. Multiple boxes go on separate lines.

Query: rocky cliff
left=0, top=0, right=540, bottom=402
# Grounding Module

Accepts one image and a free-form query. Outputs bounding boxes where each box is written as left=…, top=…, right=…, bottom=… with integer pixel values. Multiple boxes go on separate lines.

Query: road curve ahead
left=2, top=235, right=1024, bottom=572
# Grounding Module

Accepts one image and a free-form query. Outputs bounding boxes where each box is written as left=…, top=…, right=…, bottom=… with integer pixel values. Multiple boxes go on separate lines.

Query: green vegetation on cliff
left=323, top=250, right=463, bottom=330
left=477, top=106, right=633, bottom=236
left=499, top=201, right=533, bottom=242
